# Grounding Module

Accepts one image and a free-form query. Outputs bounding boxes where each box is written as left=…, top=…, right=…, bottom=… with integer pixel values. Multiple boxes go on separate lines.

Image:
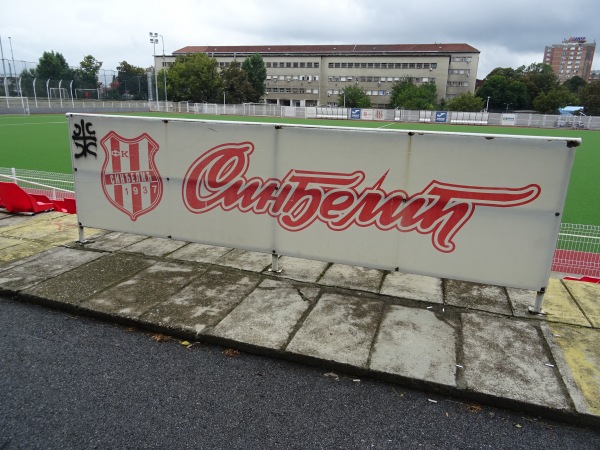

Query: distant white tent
left=558, top=106, right=584, bottom=115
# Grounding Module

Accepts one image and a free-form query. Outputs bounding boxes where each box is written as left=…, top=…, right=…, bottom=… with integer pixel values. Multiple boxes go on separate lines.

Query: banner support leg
left=528, top=289, right=546, bottom=315
left=268, top=253, right=282, bottom=274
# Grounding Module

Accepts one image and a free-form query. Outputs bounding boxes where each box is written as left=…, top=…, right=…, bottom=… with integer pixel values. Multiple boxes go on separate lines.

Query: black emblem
left=72, top=119, right=97, bottom=159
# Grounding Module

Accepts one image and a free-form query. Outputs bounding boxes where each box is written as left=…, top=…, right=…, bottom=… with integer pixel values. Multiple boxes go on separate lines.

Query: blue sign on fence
left=435, top=111, right=448, bottom=123
left=351, top=108, right=361, bottom=120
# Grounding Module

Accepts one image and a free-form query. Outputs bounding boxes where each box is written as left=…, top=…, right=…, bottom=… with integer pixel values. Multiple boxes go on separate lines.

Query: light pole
left=150, top=32, right=167, bottom=104
left=0, top=36, right=8, bottom=98
left=9, top=36, right=19, bottom=96
left=149, top=33, right=159, bottom=109
left=485, top=96, right=490, bottom=112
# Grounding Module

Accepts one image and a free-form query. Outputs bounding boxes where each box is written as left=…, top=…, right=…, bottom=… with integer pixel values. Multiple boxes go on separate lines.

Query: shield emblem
left=100, top=131, right=163, bottom=221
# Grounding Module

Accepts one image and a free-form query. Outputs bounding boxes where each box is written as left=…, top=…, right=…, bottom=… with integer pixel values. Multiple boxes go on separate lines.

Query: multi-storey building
left=160, top=43, right=480, bottom=107
left=543, top=37, right=596, bottom=82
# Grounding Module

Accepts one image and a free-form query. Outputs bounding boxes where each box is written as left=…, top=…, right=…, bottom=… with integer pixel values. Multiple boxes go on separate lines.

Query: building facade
left=160, top=43, right=480, bottom=107
left=543, top=37, right=596, bottom=82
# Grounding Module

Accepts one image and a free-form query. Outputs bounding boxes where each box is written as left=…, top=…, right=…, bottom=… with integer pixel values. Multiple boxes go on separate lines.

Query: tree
left=579, top=80, right=600, bottom=116
left=520, top=63, right=559, bottom=107
left=241, top=53, right=267, bottom=103
left=34, top=51, right=75, bottom=80
left=338, top=85, right=371, bottom=108
left=446, top=92, right=485, bottom=112
left=563, top=76, right=587, bottom=94
left=476, top=75, right=529, bottom=111
left=76, top=55, right=102, bottom=89
left=532, top=87, right=579, bottom=114
left=116, top=61, right=148, bottom=100
left=167, top=53, right=221, bottom=103
left=220, top=60, right=254, bottom=104
left=389, top=79, right=437, bottom=110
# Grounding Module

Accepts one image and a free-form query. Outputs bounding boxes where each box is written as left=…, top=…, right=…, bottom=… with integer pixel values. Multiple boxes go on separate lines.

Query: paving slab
left=0, top=237, right=20, bottom=251
left=209, top=279, right=311, bottom=350
left=461, top=313, right=571, bottom=411
left=318, top=264, right=384, bottom=293
left=445, top=280, right=511, bottom=315
left=22, top=253, right=156, bottom=306
left=562, top=280, right=600, bottom=328
left=546, top=323, right=600, bottom=416
left=370, top=306, right=457, bottom=386
left=84, top=231, right=148, bottom=252
left=0, top=212, right=33, bottom=228
left=80, top=260, right=201, bottom=320
left=0, top=240, right=66, bottom=266
left=167, top=242, right=232, bottom=264
left=542, top=279, right=593, bottom=327
left=120, top=237, right=188, bottom=257
left=215, top=248, right=273, bottom=272
left=380, top=271, right=444, bottom=304
left=141, top=268, right=260, bottom=335
left=286, top=293, right=383, bottom=367
left=0, top=247, right=105, bottom=292
left=269, top=256, right=329, bottom=284
left=505, top=288, right=542, bottom=320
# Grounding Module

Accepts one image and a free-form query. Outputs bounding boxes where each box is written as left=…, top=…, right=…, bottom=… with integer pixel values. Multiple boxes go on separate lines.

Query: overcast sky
left=1, top=0, right=598, bottom=79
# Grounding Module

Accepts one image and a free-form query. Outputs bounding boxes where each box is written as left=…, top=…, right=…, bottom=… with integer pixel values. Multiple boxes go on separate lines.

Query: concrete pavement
left=1, top=211, right=599, bottom=427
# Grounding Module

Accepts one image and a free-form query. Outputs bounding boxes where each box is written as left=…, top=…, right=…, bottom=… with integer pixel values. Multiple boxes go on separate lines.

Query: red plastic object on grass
left=0, top=182, right=54, bottom=214
left=63, top=197, right=77, bottom=214
left=563, top=276, right=600, bottom=284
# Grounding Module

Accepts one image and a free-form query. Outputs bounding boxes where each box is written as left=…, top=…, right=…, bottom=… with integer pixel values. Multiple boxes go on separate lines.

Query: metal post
left=149, top=32, right=159, bottom=111
left=78, top=223, right=86, bottom=244
left=528, top=289, right=546, bottom=315
left=160, top=34, right=167, bottom=103
left=268, top=253, right=282, bottom=273
left=0, top=35, right=8, bottom=97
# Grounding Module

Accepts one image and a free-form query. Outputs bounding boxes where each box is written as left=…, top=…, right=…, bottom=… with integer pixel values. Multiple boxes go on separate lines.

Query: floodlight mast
left=149, top=32, right=168, bottom=106
left=0, top=35, right=8, bottom=97
left=149, top=32, right=159, bottom=110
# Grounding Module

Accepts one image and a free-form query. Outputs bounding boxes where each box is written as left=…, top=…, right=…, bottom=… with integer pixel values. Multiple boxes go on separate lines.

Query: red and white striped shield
left=100, top=131, right=163, bottom=221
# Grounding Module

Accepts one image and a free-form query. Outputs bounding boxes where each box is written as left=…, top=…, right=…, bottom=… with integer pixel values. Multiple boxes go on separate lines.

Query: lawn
left=0, top=112, right=597, bottom=225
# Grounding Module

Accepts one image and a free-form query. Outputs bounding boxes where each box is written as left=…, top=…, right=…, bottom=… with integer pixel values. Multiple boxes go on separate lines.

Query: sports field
left=0, top=112, right=598, bottom=225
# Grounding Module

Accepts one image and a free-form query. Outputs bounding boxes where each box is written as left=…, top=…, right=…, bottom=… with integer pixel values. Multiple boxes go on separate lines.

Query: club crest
left=100, top=131, right=163, bottom=221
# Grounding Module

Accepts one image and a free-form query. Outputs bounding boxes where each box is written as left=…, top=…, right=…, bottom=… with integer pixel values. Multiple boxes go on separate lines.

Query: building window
left=328, top=63, right=334, bottom=68
left=314, top=62, right=319, bottom=68
left=266, top=62, right=272, bottom=68
left=307, top=62, right=313, bottom=68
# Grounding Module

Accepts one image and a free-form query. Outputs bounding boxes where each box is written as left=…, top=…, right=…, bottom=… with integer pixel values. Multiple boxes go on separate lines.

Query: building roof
left=173, top=43, right=479, bottom=56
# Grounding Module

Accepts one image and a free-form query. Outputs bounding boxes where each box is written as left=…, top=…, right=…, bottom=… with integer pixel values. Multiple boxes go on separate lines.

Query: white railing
left=0, top=168, right=74, bottom=200
left=552, top=223, right=600, bottom=277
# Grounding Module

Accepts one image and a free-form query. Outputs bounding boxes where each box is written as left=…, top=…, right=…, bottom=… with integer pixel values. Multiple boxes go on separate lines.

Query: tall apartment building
left=161, top=43, right=480, bottom=107
left=543, top=37, right=596, bottom=82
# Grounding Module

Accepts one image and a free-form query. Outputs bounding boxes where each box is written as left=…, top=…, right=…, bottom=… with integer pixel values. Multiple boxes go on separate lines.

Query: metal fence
left=1, top=166, right=599, bottom=278
left=0, top=168, right=74, bottom=199
left=176, top=102, right=600, bottom=131
left=552, top=223, right=600, bottom=277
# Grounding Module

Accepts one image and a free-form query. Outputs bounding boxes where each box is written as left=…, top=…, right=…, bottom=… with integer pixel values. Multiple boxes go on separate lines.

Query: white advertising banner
left=361, top=109, right=374, bottom=120
left=68, top=114, right=578, bottom=291
left=502, top=113, right=517, bottom=126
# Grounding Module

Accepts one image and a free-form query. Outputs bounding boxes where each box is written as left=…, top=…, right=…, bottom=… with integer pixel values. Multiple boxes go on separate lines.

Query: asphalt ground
left=2, top=297, right=600, bottom=450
